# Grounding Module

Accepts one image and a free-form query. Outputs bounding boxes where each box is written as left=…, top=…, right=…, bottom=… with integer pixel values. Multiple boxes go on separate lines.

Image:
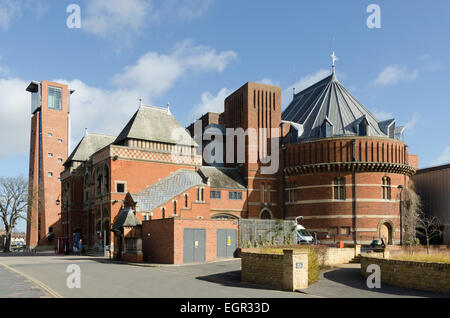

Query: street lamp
left=56, top=196, right=69, bottom=255
left=398, top=185, right=404, bottom=245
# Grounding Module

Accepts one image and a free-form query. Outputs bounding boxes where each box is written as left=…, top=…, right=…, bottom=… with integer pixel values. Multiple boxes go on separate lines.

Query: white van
left=294, top=216, right=314, bottom=244
left=296, top=224, right=314, bottom=244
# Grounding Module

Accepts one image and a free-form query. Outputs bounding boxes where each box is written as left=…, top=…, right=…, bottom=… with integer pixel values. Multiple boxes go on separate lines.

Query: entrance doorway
left=379, top=221, right=393, bottom=245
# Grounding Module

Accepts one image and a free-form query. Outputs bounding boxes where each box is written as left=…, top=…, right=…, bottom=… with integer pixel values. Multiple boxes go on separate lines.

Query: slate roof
left=198, top=167, right=246, bottom=189
left=114, top=105, right=197, bottom=147
left=131, top=169, right=206, bottom=212
left=112, top=207, right=142, bottom=231
left=282, top=72, right=401, bottom=141
left=65, top=133, right=116, bottom=164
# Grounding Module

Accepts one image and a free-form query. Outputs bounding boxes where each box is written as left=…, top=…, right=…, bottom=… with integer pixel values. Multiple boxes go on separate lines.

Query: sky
left=0, top=0, right=449, bottom=182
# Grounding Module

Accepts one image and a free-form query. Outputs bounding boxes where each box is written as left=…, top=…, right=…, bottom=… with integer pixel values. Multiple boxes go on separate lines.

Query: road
left=0, top=255, right=448, bottom=298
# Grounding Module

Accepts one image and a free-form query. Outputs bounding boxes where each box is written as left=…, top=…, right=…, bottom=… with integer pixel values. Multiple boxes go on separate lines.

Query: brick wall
left=142, top=218, right=238, bottom=264
left=241, top=249, right=308, bottom=291
left=361, top=256, right=450, bottom=294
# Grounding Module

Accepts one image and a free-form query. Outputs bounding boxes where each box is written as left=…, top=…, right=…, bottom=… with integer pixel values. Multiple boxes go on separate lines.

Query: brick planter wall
left=241, top=249, right=308, bottom=291
left=361, top=256, right=450, bottom=294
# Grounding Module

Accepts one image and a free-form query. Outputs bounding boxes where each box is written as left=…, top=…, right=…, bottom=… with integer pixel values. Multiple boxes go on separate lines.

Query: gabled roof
left=114, top=105, right=197, bottom=147
left=131, top=169, right=206, bottom=212
left=282, top=73, right=397, bottom=141
left=198, top=167, right=246, bottom=190
left=65, top=133, right=116, bottom=164
left=112, top=208, right=142, bottom=231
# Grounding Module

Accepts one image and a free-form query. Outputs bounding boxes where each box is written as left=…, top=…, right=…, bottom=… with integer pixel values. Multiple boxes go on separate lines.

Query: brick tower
left=223, top=83, right=282, bottom=219
left=26, top=81, right=73, bottom=248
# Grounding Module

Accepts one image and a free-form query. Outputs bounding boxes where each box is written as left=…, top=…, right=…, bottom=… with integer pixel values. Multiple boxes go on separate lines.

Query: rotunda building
left=282, top=72, right=417, bottom=245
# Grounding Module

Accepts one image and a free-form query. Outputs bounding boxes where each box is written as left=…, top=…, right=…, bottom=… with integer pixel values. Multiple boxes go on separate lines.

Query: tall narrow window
left=382, top=177, right=391, bottom=200
left=48, top=86, right=62, bottom=110
left=261, top=183, right=265, bottom=203
left=162, top=208, right=166, bottom=219
left=184, top=194, right=188, bottom=208
left=359, top=119, right=369, bottom=136
left=333, top=177, right=346, bottom=200
left=200, top=188, right=204, bottom=202
left=173, top=201, right=177, bottom=215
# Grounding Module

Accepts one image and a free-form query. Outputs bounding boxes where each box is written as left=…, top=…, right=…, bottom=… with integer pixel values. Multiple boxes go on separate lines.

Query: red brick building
left=27, top=66, right=418, bottom=260
left=26, top=81, right=74, bottom=248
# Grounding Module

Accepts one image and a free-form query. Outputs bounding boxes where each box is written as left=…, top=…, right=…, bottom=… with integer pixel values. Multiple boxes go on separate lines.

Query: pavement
left=0, top=264, right=48, bottom=298
left=0, top=254, right=448, bottom=298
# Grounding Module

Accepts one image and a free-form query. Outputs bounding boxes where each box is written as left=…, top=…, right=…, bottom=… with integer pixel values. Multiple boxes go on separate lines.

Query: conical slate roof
left=114, top=105, right=197, bottom=147
left=282, top=73, right=399, bottom=141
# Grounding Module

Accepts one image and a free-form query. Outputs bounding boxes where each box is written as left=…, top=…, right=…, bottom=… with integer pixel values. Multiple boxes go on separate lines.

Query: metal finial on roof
left=331, top=51, right=338, bottom=74
left=167, top=102, right=171, bottom=115
left=84, top=128, right=88, bottom=135
left=139, top=97, right=143, bottom=107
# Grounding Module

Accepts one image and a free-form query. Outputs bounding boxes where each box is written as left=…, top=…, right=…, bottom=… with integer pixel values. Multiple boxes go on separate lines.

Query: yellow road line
left=0, top=261, right=63, bottom=298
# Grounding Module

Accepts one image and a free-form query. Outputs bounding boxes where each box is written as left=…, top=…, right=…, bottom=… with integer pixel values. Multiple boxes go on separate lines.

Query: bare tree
left=401, top=181, right=422, bottom=248
left=417, top=213, right=442, bottom=254
left=0, top=176, right=29, bottom=252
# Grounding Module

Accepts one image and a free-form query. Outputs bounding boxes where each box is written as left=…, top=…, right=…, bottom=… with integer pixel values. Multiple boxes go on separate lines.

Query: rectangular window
left=333, top=177, right=346, bottom=200
left=48, top=172, right=53, bottom=177
left=57, top=139, right=63, bottom=143
left=48, top=153, right=53, bottom=158
left=48, top=132, right=53, bottom=137
left=48, top=86, right=62, bottom=110
left=210, top=190, right=221, bottom=199
left=340, top=227, right=351, bottom=236
left=116, top=183, right=125, bottom=193
left=228, top=191, right=242, bottom=200
left=58, top=158, right=63, bottom=163
left=329, top=227, right=338, bottom=235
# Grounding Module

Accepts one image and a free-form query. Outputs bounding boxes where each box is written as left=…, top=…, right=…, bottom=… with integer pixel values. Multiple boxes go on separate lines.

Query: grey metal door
left=183, top=229, right=205, bottom=263
left=217, top=229, right=237, bottom=258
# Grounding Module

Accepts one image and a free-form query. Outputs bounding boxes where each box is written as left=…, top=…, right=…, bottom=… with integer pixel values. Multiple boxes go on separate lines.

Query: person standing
left=78, top=239, right=83, bottom=256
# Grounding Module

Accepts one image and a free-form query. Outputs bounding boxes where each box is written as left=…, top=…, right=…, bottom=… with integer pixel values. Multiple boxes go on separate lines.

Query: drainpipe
left=351, top=139, right=358, bottom=244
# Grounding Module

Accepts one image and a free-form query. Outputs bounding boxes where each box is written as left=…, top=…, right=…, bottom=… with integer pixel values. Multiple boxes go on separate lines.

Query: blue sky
left=0, top=0, right=449, bottom=181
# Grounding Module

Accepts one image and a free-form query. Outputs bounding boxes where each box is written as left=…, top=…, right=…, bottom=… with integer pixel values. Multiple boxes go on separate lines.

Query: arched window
left=260, top=209, right=272, bottom=219
left=96, top=171, right=102, bottom=194
left=184, top=194, right=188, bottom=208
left=382, top=177, right=391, bottom=200
left=333, top=177, right=346, bottom=200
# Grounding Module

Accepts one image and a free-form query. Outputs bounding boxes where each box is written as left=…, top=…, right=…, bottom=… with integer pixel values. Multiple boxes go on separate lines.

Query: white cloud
left=112, top=40, right=237, bottom=98
left=0, top=40, right=236, bottom=157
left=371, top=65, right=419, bottom=86
left=282, top=69, right=329, bottom=108
left=0, top=77, right=31, bottom=158
left=432, top=146, right=450, bottom=166
left=258, top=78, right=279, bottom=86
left=190, top=88, right=231, bottom=122
left=0, top=0, right=20, bottom=30
left=83, top=0, right=150, bottom=39
left=404, top=112, right=420, bottom=132
left=150, top=0, right=213, bottom=23
left=83, top=0, right=213, bottom=41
